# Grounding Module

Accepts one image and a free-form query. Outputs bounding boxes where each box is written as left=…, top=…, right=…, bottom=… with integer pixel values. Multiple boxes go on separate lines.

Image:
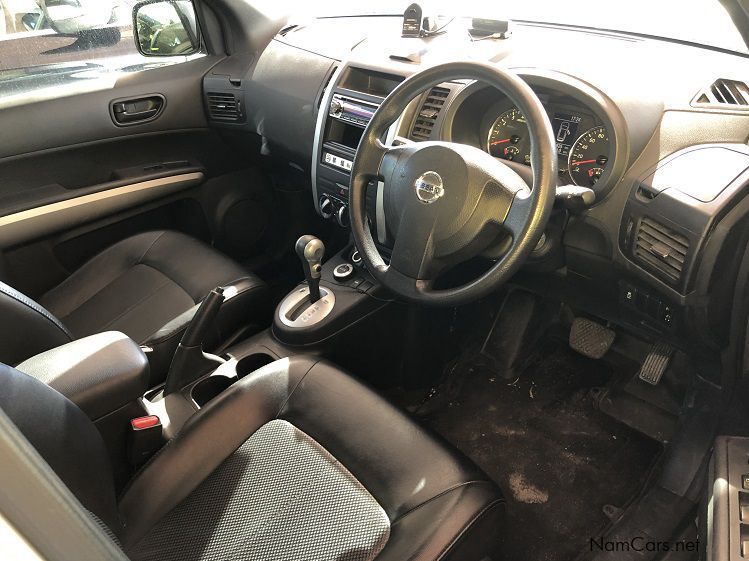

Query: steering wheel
left=349, top=61, right=558, bottom=306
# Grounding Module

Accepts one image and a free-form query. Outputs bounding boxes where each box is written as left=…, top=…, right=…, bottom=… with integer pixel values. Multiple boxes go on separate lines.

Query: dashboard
left=207, top=14, right=749, bottom=363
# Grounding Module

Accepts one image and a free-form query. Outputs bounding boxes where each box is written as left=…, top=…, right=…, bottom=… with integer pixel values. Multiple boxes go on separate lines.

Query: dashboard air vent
left=693, top=79, right=749, bottom=109
left=634, top=217, right=689, bottom=284
left=206, top=92, right=242, bottom=122
left=410, top=86, right=450, bottom=140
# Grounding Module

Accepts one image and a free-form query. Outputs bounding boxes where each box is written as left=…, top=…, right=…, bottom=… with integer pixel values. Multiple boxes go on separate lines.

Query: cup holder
left=236, top=353, right=275, bottom=379
left=191, top=375, right=234, bottom=407
left=190, top=353, right=276, bottom=407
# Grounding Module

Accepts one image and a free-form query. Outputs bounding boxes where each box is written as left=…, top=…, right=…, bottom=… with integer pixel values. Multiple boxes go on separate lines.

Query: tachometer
left=487, top=108, right=531, bottom=164
left=568, top=126, right=610, bottom=187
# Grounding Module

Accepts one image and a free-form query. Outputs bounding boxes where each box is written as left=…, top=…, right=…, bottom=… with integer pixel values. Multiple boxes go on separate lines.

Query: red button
left=131, top=415, right=160, bottom=430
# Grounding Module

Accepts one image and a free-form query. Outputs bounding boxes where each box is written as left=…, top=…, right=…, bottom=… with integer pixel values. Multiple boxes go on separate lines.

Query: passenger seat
left=0, top=230, right=269, bottom=382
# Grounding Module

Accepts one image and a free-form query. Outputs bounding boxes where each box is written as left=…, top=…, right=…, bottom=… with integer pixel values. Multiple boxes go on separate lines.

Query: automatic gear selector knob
left=295, top=235, right=325, bottom=303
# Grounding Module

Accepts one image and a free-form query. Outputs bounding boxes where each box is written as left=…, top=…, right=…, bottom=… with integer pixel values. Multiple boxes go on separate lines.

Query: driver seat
left=0, top=356, right=504, bottom=560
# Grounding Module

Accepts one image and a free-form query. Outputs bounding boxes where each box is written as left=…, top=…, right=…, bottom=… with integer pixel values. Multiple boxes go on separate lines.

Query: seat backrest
left=0, top=362, right=121, bottom=534
left=0, top=281, right=72, bottom=365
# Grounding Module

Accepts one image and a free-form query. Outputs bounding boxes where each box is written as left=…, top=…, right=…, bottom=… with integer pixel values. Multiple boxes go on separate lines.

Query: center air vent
left=410, top=86, right=450, bottom=140
left=634, top=217, right=690, bottom=285
left=693, top=79, right=749, bottom=109
left=206, top=92, right=243, bottom=122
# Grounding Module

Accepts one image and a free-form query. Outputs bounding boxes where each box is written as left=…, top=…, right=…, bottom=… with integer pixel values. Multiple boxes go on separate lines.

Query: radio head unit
left=328, top=94, right=379, bottom=128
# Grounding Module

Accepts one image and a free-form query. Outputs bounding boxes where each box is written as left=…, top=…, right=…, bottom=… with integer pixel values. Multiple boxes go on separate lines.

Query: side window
left=0, top=0, right=203, bottom=105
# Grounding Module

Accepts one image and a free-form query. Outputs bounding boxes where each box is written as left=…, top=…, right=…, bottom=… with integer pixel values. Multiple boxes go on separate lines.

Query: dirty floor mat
left=423, top=338, right=661, bottom=561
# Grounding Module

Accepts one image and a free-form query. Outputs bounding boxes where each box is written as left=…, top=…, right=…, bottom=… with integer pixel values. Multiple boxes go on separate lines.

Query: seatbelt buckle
left=128, top=415, right=163, bottom=466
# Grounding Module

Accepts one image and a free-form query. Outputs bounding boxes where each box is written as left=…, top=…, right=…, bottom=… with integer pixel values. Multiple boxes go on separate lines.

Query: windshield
left=289, top=0, right=748, bottom=55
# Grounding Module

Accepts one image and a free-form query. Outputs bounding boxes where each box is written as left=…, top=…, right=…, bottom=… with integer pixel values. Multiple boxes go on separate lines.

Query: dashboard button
left=333, top=263, right=354, bottom=281
left=319, top=196, right=335, bottom=219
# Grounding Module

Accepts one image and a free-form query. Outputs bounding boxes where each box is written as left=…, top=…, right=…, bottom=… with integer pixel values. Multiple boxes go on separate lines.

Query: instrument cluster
left=486, top=104, right=610, bottom=188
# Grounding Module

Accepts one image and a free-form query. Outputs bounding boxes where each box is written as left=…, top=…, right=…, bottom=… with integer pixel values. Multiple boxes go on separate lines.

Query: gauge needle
left=571, top=159, right=597, bottom=165
left=490, top=138, right=511, bottom=146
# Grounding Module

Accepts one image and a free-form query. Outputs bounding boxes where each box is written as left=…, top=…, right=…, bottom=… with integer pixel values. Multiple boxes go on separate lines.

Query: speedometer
left=487, top=108, right=531, bottom=165
left=568, top=126, right=610, bottom=187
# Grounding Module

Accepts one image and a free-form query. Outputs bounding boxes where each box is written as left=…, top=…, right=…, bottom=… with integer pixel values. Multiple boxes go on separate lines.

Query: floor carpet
left=422, top=338, right=662, bottom=561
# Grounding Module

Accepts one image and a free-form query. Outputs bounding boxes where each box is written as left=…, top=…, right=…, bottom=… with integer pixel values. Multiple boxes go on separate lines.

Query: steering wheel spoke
left=353, top=138, right=416, bottom=189
left=378, top=143, right=413, bottom=184
left=388, top=204, right=439, bottom=280
left=500, top=188, right=534, bottom=240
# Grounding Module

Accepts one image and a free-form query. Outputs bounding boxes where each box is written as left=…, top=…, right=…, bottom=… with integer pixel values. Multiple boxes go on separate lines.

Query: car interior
left=1, top=1, right=749, bottom=560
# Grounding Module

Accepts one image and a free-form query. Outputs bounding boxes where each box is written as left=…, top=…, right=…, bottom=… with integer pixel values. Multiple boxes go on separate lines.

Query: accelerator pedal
left=638, top=342, right=674, bottom=386
left=569, top=318, right=615, bottom=359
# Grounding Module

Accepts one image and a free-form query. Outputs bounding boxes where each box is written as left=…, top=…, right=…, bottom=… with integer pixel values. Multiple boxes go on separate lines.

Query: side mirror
left=21, top=12, right=44, bottom=32
left=40, top=0, right=114, bottom=35
left=133, top=0, right=200, bottom=57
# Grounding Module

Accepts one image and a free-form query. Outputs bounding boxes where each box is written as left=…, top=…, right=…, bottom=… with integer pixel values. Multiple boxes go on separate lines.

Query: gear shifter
left=295, top=235, right=325, bottom=303
left=276, top=236, right=335, bottom=328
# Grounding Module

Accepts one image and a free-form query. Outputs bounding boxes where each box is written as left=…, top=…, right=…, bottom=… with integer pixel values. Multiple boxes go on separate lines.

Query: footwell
left=422, top=338, right=662, bottom=561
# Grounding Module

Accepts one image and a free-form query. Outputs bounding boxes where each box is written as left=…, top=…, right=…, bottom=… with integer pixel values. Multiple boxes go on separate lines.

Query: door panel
left=0, top=56, right=220, bottom=160
left=0, top=130, right=231, bottom=215
left=0, top=24, right=275, bottom=300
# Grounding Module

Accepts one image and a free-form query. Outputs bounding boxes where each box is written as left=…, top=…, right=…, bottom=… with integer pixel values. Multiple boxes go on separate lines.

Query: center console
left=312, top=65, right=407, bottom=241
left=139, top=236, right=393, bottom=441
left=272, top=235, right=389, bottom=346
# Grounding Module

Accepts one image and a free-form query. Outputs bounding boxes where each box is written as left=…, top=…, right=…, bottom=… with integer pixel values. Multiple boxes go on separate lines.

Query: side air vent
left=410, top=86, right=450, bottom=140
left=693, top=79, right=749, bottom=109
left=206, top=92, right=242, bottom=122
left=634, top=217, right=690, bottom=284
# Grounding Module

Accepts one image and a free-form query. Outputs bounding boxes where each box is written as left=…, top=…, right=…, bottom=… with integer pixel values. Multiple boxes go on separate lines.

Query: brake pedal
left=569, top=318, right=615, bottom=359
left=638, top=342, right=674, bottom=385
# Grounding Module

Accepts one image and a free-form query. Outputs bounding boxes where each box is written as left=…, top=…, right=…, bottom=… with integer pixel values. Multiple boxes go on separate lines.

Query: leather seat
left=0, top=230, right=269, bottom=381
left=0, top=356, right=504, bottom=560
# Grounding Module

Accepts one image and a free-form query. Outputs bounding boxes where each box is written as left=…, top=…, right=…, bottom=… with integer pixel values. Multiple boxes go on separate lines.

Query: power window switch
left=661, top=305, right=675, bottom=327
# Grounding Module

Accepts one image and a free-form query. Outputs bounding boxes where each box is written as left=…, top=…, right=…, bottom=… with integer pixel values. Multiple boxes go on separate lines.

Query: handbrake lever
left=163, top=287, right=226, bottom=396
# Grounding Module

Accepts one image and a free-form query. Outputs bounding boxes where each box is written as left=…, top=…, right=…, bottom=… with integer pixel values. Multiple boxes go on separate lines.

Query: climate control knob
left=319, top=196, right=334, bottom=219
left=336, top=204, right=350, bottom=228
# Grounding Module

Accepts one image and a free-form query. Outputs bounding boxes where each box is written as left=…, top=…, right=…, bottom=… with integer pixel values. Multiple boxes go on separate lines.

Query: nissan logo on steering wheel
left=414, top=171, right=445, bottom=204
